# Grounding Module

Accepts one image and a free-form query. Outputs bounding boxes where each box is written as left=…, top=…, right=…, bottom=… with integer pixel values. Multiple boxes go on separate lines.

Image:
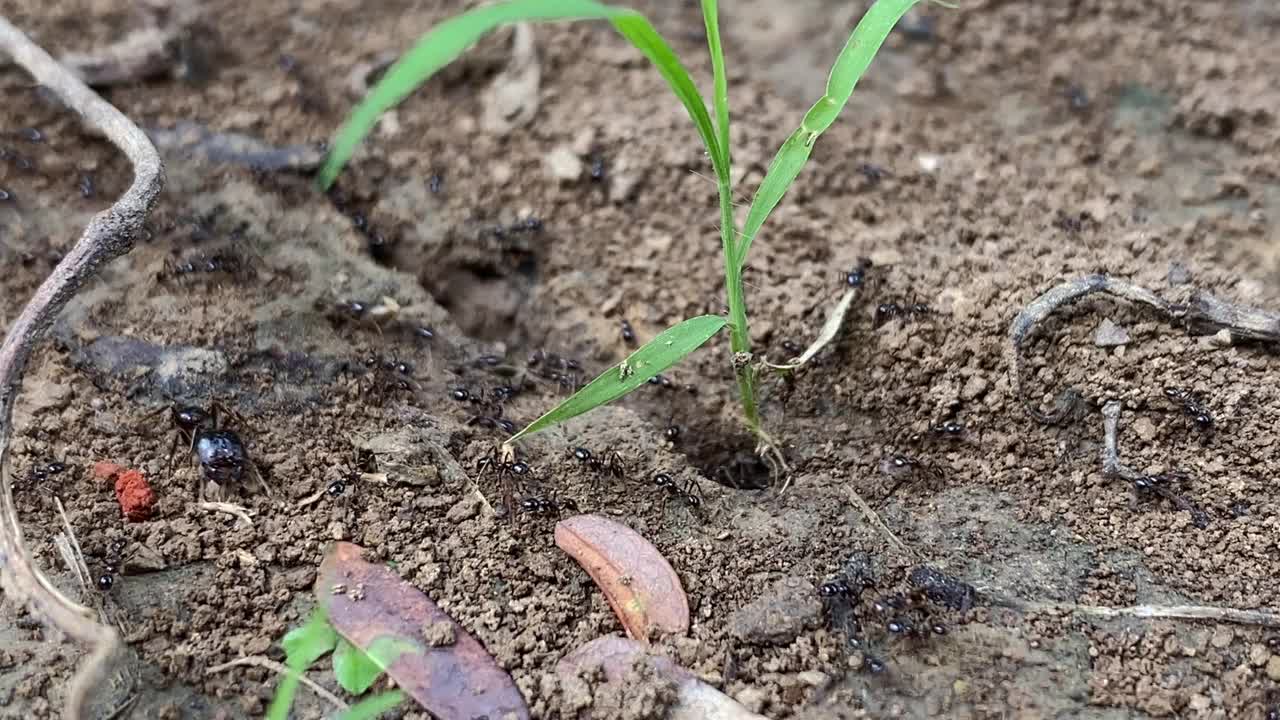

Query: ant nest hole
left=684, top=432, right=773, bottom=491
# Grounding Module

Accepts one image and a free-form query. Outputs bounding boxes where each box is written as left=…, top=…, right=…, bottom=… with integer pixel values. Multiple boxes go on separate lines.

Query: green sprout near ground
left=267, top=606, right=410, bottom=720
left=318, top=0, right=952, bottom=460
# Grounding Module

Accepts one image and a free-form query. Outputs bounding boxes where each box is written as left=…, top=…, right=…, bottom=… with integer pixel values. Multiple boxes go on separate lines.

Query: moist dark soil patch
left=3, top=1, right=1280, bottom=719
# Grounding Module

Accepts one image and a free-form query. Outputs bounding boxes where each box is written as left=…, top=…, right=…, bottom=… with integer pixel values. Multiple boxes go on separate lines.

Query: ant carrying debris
left=150, top=401, right=271, bottom=500
left=653, top=472, right=705, bottom=513
left=1132, top=471, right=1210, bottom=529
left=874, top=300, right=932, bottom=328
left=1162, top=387, right=1214, bottom=432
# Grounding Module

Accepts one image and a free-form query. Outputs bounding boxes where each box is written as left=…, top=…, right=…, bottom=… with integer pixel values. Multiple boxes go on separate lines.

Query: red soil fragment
left=92, top=460, right=124, bottom=481
left=113, top=468, right=156, bottom=522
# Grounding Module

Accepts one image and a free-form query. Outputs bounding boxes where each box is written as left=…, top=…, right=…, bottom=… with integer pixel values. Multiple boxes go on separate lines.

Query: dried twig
left=0, top=17, right=163, bottom=720
left=206, top=656, right=349, bottom=711
left=1101, top=401, right=1209, bottom=528
left=844, top=485, right=917, bottom=559
left=1007, top=274, right=1280, bottom=425
left=995, top=596, right=1280, bottom=628
left=198, top=501, right=255, bottom=528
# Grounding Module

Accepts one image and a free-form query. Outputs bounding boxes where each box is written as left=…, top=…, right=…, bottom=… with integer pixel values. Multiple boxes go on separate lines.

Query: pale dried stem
left=206, top=656, right=349, bottom=712
left=0, top=17, right=163, bottom=720
left=998, top=597, right=1280, bottom=628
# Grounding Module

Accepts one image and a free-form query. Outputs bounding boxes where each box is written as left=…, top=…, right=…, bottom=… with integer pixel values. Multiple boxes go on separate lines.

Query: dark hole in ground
left=680, top=427, right=773, bottom=491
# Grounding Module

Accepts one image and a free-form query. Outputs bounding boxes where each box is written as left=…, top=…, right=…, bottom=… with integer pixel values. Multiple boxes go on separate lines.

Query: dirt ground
left=2, top=0, right=1279, bottom=718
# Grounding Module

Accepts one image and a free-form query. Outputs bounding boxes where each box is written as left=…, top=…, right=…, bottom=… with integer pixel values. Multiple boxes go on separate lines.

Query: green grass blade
left=318, top=0, right=722, bottom=189
left=269, top=607, right=338, bottom=720
left=507, top=315, right=727, bottom=443
left=700, top=0, right=730, bottom=181
left=733, top=0, right=931, bottom=270
left=335, top=690, right=407, bottom=720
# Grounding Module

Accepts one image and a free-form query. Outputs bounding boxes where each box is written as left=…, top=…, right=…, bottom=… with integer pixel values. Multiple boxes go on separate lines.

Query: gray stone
left=1093, top=318, right=1130, bottom=347
left=728, top=576, right=823, bottom=645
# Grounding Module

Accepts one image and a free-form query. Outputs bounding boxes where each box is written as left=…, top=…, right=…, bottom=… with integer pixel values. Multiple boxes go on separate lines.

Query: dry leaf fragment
left=558, top=636, right=770, bottom=720
left=316, top=542, right=529, bottom=720
left=554, top=514, right=690, bottom=643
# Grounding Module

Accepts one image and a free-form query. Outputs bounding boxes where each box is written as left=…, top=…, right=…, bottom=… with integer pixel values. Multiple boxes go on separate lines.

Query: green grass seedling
left=320, top=0, right=952, bottom=461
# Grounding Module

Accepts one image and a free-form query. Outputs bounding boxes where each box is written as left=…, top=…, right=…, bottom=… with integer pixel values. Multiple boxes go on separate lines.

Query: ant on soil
left=877, top=453, right=941, bottom=505
left=653, top=472, right=705, bottom=513
left=663, top=421, right=682, bottom=443
left=571, top=447, right=627, bottom=480
left=25, top=459, right=68, bottom=485
left=518, top=491, right=580, bottom=518
left=839, top=256, right=873, bottom=289
left=621, top=319, right=636, bottom=345
left=357, top=351, right=419, bottom=402
left=1162, top=387, right=1214, bottom=433
left=874, top=299, right=932, bottom=328
left=166, top=250, right=250, bottom=280
left=855, top=163, right=889, bottom=185
left=96, top=538, right=128, bottom=592
left=1132, top=471, right=1210, bottom=529
left=476, top=448, right=533, bottom=519
left=527, top=349, right=583, bottom=390
left=903, top=418, right=966, bottom=446
left=428, top=173, right=444, bottom=194
left=149, top=401, right=271, bottom=500
left=77, top=173, right=95, bottom=199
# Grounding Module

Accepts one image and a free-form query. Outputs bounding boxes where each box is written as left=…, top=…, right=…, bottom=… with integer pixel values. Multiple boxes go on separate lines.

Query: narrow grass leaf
left=318, top=0, right=722, bottom=189
left=268, top=607, right=338, bottom=720
left=734, top=0, right=931, bottom=270
left=335, top=690, right=407, bottom=720
left=508, top=315, right=728, bottom=443
left=700, top=0, right=730, bottom=180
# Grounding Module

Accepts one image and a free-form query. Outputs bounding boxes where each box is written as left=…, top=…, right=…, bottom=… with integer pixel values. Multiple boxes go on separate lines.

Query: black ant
left=653, top=472, right=704, bottom=513
left=27, top=460, right=68, bottom=484
left=621, top=319, right=636, bottom=345
left=570, top=447, right=627, bottom=479
left=0, top=187, right=13, bottom=203
left=856, top=163, right=889, bottom=185
left=518, top=492, right=579, bottom=518
left=874, top=300, right=932, bottom=328
left=428, top=173, right=444, bottom=194
left=1132, top=471, right=1209, bottom=529
left=358, top=352, right=418, bottom=401
left=589, top=152, right=606, bottom=181
left=841, top=256, right=873, bottom=289
left=78, top=173, right=95, bottom=199
left=148, top=401, right=270, bottom=500
left=1163, top=387, right=1213, bottom=432
left=904, top=419, right=965, bottom=445
left=97, top=538, right=128, bottom=592
left=872, top=588, right=949, bottom=640
left=663, top=420, right=681, bottom=443
left=878, top=453, right=940, bottom=505
left=476, top=448, right=531, bottom=518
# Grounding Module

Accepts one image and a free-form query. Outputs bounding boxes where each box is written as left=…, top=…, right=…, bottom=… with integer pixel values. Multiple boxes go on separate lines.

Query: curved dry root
left=0, top=17, right=163, bottom=720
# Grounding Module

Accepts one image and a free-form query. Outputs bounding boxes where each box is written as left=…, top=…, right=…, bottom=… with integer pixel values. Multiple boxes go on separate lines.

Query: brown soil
left=2, top=1, right=1279, bottom=718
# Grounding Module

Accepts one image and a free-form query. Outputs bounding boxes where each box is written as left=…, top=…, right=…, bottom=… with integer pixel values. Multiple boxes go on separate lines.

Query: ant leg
left=248, top=460, right=274, bottom=497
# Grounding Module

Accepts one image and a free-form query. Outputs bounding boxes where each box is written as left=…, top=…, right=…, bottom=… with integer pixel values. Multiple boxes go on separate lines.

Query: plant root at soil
left=0, top=16, right=163, bottom=719
left=1008, top=273, right=1280, bottom=424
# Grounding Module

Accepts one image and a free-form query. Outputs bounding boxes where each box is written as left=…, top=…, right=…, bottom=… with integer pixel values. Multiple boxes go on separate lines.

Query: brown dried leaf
left=554, top=514, right=690, bottom=643
left=315, top=542, right=529, bottom=720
